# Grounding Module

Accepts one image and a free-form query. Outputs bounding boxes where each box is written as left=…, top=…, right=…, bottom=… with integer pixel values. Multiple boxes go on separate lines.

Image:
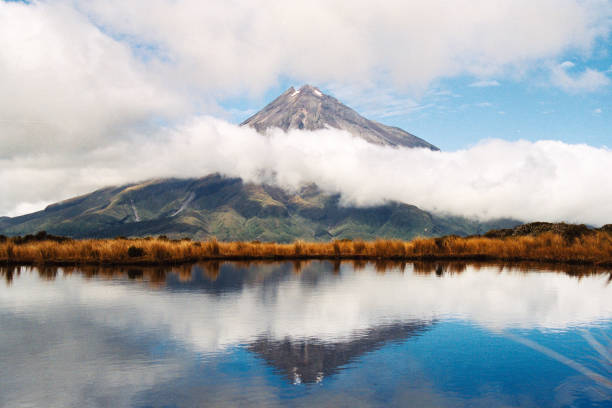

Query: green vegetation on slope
left=0, top=174, right=518, bottom=242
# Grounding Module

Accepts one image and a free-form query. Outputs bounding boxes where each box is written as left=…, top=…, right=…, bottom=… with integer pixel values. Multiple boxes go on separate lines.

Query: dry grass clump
left=1, top=232, right=612, bottom=266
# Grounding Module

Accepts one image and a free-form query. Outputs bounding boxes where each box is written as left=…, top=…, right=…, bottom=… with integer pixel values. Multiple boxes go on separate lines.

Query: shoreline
left=2, top=254, right=612, bottom=268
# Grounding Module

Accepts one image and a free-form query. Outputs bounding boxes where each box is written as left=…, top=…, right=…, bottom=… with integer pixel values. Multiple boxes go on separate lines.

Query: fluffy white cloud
left=76, top=0, right=611, bottom=93
left=551, top=61, right=611, bottom=92
left=0, top=1, right=184, bottom=158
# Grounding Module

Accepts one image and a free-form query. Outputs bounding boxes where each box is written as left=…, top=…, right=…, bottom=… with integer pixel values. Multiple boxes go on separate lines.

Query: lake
left=1, top=261, right=612, bottom=407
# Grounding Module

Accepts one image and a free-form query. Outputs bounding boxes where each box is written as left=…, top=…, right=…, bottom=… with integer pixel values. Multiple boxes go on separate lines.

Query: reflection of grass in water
left=508, top=330, right=612, bottom=399
left=2, top=259, right=612, bottom=288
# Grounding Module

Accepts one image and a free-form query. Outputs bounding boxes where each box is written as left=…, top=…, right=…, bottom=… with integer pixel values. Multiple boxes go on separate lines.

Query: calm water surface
left=1, top=261, right=612, bottom=407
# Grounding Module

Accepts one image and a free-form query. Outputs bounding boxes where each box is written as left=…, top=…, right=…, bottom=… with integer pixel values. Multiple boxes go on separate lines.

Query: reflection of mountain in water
left=249, top=320, right=433, bottom=384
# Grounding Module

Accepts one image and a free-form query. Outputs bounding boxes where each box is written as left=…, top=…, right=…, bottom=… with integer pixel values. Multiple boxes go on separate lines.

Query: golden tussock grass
left=1, top=232, right=612, bottom=266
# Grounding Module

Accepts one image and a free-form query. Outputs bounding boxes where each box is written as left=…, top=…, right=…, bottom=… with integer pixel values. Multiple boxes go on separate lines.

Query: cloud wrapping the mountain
left=3, top=117, right=612, bottom=226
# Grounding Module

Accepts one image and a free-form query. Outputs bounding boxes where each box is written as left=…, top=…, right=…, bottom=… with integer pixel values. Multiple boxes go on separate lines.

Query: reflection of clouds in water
left=2, top=263, right=612, bottom=407
left=140, top=372, right=518, bottom=408
left=2, top=263, right=612, bottom=354
left=0, top=309, right=183, bottom=408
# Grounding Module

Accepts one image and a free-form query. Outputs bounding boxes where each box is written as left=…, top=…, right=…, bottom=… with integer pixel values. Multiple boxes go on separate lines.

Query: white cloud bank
left=2, top=118, right=612, bottom=226
left=0, top=1, right=185, bottom=158
left=78, top=0, right=611, bottom=93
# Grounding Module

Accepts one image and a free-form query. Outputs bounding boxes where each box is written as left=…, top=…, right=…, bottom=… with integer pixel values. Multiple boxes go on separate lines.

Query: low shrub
left=127, top=246, right=145, bottom=258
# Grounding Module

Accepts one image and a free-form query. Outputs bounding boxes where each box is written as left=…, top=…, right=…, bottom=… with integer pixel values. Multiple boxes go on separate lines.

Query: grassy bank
left=1, top=231, right=612, bottom=266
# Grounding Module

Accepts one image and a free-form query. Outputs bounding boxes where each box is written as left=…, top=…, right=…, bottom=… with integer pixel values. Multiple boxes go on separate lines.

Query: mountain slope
left=0, top=86, right=515, bottom=240
left=241, top=85, right=439, bottom=150
left=0, top=175, right=516, bottom=241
